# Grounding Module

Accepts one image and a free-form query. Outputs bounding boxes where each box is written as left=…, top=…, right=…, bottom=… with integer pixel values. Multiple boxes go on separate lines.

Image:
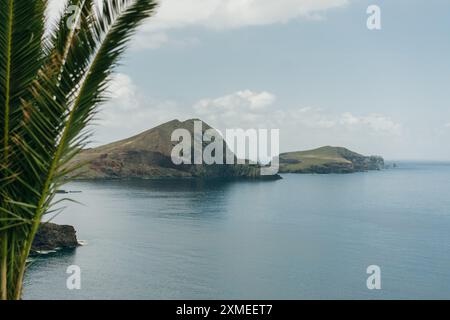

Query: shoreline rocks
left=32, top=223, right=79, bottom=253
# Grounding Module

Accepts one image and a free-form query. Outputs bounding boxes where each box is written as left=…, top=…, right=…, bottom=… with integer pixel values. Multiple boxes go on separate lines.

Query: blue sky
left=51, top=0, right=450, bottom=160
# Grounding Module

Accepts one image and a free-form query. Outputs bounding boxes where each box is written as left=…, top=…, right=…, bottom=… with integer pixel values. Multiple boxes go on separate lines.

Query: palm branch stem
left=1, top=0, right=15, bottom=301
left=1, top=234, right=7, bottom=300
left=2, top=0, right=13, bottom=157
left=13, top=110, right=69, bottom=300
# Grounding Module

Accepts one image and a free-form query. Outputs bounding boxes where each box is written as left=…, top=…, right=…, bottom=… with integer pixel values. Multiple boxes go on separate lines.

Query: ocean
left=23, top=162, right=450, bottom=299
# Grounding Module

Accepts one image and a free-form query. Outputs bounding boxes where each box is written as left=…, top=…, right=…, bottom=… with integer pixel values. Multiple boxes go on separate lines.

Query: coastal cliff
left=279, top=146, right=384, bottom=174
left=68, top=119, right=278, bottom=180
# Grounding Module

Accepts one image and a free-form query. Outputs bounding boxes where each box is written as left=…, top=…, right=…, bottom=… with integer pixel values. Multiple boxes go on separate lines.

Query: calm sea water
left=23, top=162, right=450, bottom=299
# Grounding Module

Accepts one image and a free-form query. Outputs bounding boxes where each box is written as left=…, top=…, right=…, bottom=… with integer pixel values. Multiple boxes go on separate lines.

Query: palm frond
left=0, top=0, right=158, bottom=300
left=0, top=0, right=48, bottom=301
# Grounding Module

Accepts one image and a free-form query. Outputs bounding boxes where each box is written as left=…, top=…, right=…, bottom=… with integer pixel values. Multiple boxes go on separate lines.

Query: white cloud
left=147, top=0, right=350, bottom=31
left=49, top=0, right=349, bottom=30
left=92, top=73, right=189, bottom=145
left=136, top=0, right=350, bottom=49
left=107, top=73, right=142, bottom=110
left=193, top=90, right=402, bottom=137
left=195, top=90, right=275, bottom=113
left=189, top=90, right=404, bottom=156
left=102, top=77, right=403, bottom=139
left=48, top=0, right=350, bottom=49
left=194, top=90, right=279, bottom=130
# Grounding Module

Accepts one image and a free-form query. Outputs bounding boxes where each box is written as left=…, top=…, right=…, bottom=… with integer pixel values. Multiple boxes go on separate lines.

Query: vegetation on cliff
left=69, top=119, right=275, bottom=179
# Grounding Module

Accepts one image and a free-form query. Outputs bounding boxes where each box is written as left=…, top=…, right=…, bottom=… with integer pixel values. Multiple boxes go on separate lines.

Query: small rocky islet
left=32, top=223, right=79, bottom=254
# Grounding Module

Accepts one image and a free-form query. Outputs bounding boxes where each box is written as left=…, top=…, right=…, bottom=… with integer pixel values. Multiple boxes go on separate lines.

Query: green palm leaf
left=0, top=0, right=158, bottom=300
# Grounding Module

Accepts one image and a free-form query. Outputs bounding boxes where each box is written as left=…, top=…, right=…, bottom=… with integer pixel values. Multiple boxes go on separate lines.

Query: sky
left=49, top=0, right=450, bottom=160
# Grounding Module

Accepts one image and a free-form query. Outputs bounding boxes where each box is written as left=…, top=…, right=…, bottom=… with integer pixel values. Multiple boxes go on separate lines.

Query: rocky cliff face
left=32, top=223, right=79, bottom=252
left=279, top=146, right=384, bottom=174
left=68, top=119, right=278, bottom=179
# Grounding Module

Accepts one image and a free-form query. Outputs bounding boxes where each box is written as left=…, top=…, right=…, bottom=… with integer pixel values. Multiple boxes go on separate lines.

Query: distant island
left=67, top=119, right=384, bottom=179
left=279, top=146, right=384, bottom=174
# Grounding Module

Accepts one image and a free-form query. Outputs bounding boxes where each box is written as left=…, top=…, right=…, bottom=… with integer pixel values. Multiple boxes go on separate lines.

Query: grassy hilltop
left=279, top=146, right=384, bottom=174
left=68, top=119, right=272, bottom=179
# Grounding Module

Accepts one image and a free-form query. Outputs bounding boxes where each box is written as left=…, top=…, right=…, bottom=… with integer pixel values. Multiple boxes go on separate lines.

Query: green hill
left=279, top=146, right=384, bottom=174
left=68, top=119, right=278, bottom=179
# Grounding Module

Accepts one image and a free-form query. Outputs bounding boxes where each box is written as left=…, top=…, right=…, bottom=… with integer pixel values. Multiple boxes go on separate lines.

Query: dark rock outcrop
left=32, top=223, right=79, bottom=252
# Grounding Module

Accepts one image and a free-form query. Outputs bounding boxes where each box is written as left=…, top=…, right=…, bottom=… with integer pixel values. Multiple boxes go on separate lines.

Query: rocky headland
left=68, top=119, right=279, bottom=180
